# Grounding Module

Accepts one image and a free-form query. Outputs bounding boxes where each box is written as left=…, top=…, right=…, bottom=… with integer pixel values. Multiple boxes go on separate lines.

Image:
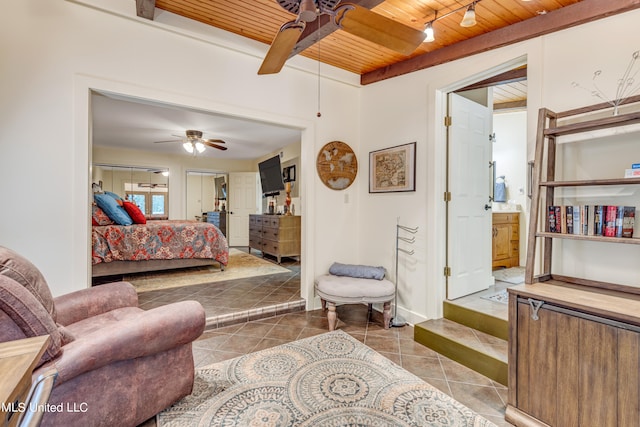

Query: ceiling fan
left=154, top=130, right=228, bottom=154
left=258, top=0, right=426, bottom=75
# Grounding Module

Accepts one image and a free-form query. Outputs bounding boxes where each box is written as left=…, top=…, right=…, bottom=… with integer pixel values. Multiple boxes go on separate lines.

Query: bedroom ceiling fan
left=154, top=130, right=228, bottom=154
left=258, top=0, right=427, bottom=75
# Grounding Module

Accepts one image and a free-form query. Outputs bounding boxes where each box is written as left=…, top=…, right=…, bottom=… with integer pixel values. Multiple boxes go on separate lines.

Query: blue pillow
left=104, top=191, right=123, bottom=201
left=329, top=262, right=386, bottom=280
left=94, top=193, right=133, bottom=226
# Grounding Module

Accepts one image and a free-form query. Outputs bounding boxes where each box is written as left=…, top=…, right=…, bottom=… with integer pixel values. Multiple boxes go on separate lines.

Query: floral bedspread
left=91, top=220, right=229, bottom=266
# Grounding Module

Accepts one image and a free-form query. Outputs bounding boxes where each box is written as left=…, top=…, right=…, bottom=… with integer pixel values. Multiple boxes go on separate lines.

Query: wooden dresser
left=492, top=212, right=519, bottom=269
left=249, top=214, right=301, bottom=263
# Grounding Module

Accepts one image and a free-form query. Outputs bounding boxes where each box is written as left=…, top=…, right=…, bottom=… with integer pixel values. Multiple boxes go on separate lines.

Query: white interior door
left=228, top=172, right=260, bottom=247
left=447, top=92, right=493, bottom=300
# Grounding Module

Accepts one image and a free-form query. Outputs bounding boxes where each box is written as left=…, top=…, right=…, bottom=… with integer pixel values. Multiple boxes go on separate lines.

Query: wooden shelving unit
left=507, top=97, right=640, bottom=427
left=525, top=98, right=640, bottom=286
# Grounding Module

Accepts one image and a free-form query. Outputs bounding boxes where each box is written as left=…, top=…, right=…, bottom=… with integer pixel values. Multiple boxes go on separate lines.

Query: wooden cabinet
left=508, top=99, right=640, bottom=426
left=249, top=214, right=301, bottom=263
left=207, top=211, right=227, bottom=237
left=507, top=283, right=640, bottom=427
left=492, top=212, right=519, bottom=269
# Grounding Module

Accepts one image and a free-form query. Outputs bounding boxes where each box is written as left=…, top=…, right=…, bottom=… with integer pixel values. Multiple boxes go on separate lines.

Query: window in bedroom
left=92, top=164, right=169, bottom=219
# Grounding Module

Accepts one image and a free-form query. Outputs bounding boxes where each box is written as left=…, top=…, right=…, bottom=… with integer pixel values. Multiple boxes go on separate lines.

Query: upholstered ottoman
left=315, top=274, right=395, bottom=331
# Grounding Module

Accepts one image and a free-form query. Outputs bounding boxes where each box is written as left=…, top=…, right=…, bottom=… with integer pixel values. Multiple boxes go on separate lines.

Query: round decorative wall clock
left=316, top=141, right=358, bottom=190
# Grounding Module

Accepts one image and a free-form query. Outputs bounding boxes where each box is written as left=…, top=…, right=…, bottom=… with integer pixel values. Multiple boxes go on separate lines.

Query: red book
left=604, top=206, right=617, bottom=237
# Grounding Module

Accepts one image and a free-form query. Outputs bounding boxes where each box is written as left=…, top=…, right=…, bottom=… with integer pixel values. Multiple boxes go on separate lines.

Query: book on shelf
left=565, top=206, right=573, bottom=234
left=615, top=206, right=625, bottom=237
left=548, top=206, right=558, bottom=233
left=622, top=206, right=635, bottom=238
left=586, top=205, right=595, bottom=236
left=560, top=207, right=567, bottom=234
left=572, top=205, right=580, bottom=235
left=604, top=205, right=617, bottom=237
left=594, top=205, right=604, bottom=236
left=624, top=169, right=640, bottom=178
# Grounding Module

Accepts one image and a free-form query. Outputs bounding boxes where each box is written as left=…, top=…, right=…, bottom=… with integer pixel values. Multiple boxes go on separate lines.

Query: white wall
left=0, top=0, right=361, bottom=298
left=358, top=10, right=640, bottom=322
left=2, top=0, right=639, bottom=319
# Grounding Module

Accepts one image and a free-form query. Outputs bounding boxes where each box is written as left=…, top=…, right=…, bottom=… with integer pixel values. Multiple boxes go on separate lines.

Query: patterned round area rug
left=158, top=331, right=497, bottom=427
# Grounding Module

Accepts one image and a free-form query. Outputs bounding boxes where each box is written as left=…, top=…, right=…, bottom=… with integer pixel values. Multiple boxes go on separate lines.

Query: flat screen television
left=258, top=155, right=285, bottom=196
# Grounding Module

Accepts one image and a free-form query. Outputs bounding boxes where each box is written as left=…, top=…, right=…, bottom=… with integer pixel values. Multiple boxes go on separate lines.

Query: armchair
left=0, top=246, right=206, bottom=427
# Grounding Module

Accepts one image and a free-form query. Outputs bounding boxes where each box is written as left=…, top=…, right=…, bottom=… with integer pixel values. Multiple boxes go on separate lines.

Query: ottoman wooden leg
left=383, top=301, right=391, bottom=329
left=327, top=302, right=337, bottom=331
left=321, top=298, right=327, bottom=311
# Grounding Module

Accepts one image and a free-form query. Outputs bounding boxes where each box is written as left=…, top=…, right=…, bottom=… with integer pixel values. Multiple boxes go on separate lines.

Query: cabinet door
left=515, top=299, right=640, bottom=427
left=493, top=224, right=511, bottom=260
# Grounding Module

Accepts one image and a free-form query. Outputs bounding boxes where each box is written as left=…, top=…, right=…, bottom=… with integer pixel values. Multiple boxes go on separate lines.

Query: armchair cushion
left=0, top=276, right=62, bottom=364
left=36, top=300, right=205, bottom=385
left=0, top=245, right=56, bottom=318
left=54, top=281, right=138, bottom=326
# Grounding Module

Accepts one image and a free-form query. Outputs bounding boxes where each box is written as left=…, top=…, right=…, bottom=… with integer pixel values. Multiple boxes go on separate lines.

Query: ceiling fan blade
left=335, top=4, right=425, bottom=55
left=258, top=21, right=305, bottom=75
left=203, top=141, right=228, bottom=150
left=204, top=138, right=226, bottom=144
left=154, top=139, right=181, bottom=143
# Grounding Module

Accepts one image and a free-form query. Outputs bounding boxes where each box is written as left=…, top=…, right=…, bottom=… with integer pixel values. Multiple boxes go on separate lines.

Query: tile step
left=414, top=318, right=508, bottom=386
left=443, top=301, right=508, bottom=341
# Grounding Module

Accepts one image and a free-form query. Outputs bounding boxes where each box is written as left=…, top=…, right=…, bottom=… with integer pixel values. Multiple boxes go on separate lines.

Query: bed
left=91, top=220, right=229, bottom=277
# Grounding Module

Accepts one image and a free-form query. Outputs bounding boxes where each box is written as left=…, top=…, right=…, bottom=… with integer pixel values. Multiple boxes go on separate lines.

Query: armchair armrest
left=36, top=300, right=205, bottom=385
left=54, top=281, right=138, bottom=326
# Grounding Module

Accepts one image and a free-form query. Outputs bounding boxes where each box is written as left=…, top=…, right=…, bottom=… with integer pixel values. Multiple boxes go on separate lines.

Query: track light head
left=460, top=3, right=476, bottom=27
left=424, top=22, right=435, bottom=42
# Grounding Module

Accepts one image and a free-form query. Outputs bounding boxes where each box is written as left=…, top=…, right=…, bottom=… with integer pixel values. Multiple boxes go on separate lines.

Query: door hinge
left=444, top=116, right=452, bottom=127
left=444, top=191, right=452, bottom=202
left=444, top=266, right=451, bottom=277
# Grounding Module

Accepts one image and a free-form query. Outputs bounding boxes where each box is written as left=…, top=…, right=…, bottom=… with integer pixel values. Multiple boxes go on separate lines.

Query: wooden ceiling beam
left=290, top=0, right=386, bottom=57
left=136, top=0, right=156, bottom=20
left=361, top=0, right=640, bottom=85
left=459, top=66, right=527, bottom=91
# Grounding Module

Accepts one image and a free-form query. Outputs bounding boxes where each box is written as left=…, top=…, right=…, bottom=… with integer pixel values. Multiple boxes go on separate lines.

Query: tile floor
left=136, top=250, right=513, bottom=426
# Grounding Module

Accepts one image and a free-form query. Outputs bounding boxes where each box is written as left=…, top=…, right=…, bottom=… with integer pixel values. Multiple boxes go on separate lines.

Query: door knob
left=484, top=204, right=492, bottom=211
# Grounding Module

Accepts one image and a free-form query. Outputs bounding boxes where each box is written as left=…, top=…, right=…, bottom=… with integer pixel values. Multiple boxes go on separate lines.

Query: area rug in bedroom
left=125, top=248, right=290, bottom=292
left=157, top=331, right=497, bottom=427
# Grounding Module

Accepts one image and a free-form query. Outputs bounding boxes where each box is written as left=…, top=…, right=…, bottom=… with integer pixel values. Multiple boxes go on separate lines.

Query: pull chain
left=316, top=16, right=322, bottom=118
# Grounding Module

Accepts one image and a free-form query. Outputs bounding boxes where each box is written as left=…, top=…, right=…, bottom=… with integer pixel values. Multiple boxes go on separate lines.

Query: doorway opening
left=445, top=65, right=528, bottom=319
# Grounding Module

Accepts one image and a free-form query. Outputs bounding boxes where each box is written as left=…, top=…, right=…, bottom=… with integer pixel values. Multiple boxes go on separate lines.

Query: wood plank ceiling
left=148, top=0, right=639, bottom=85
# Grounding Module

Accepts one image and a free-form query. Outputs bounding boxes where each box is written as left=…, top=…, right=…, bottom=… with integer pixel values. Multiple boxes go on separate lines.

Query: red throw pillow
left=122, top=201, right=147, bottom=224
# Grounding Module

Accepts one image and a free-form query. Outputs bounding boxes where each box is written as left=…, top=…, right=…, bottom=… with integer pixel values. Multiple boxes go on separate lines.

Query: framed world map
left=316, top=141, right=358, bottom=190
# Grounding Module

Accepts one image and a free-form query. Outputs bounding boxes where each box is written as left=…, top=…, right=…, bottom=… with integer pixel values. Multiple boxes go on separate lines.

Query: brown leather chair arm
left=35, top=300, right=205, bottom=385
left=53, top=281, right=138, bottom=326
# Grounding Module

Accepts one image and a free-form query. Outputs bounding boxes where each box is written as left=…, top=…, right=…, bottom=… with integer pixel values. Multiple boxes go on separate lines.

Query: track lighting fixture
left=423, top=22, right=435, bottom=42
left=423, top=0, right=480, bottom=43
left=460, top=3, right=477, bottom=27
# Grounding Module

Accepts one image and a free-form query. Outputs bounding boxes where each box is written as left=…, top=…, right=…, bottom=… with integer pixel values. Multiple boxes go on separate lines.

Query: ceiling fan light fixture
left=195, top=142, right=206, bottom=153
left=183, top=142, right=194, bottom=154
left=460, top=3, right=476, bottom=27
left=424, top=22, right=435, bottom=42
left=298, top=0, right=317, bottom=22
